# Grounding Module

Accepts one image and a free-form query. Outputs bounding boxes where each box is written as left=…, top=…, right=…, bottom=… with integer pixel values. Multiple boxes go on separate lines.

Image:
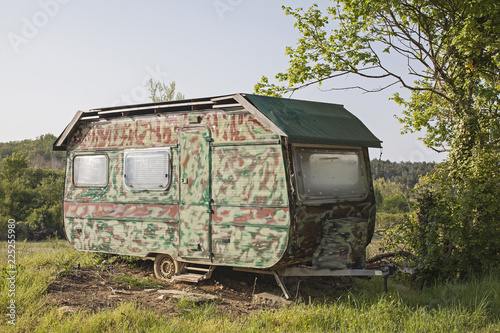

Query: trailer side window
left=294, top=148, right=367, bottom=202
left=124, top=148, right=170, bottom=191
left=73, top=154, right=108, bottom=187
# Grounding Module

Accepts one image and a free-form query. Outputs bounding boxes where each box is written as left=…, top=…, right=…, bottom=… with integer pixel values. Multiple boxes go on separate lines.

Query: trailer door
left=178, top=127, right=212, bottom=260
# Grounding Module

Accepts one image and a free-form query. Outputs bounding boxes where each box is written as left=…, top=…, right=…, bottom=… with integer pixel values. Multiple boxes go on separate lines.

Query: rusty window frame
left=123, top=147, right=171, bottom=191
left=72, top=154, right=109, bottom=187
left=293, top=147, right=368, bottom=203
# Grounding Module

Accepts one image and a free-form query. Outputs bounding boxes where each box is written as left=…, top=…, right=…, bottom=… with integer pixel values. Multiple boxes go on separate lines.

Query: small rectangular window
left=73, top=155, right=108, bottom=187
left=124, top=148, right=170, bottom=190
left=294, top=148, right=367, bottom=202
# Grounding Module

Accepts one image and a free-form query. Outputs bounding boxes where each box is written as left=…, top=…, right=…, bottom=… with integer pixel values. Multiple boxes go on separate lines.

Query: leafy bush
left=0, top=152, right=64, bottom=240
left=384, top=149, right=500, bottom=284
left=373, top=178, right=412, bottom=220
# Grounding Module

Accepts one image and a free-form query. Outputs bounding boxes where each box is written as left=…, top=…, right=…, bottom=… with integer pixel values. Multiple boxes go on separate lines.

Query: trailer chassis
left=234, top=266, right=389, bottom=300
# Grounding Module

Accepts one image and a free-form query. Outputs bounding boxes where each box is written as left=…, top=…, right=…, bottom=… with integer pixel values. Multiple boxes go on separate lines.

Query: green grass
left=1, top=241, right=499, bottom=332
left=112, top=274, right=164, bottom=290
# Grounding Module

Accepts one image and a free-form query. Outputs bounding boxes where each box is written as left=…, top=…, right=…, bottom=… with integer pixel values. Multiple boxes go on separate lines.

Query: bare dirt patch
left=46, top=259, right=354, bottom=317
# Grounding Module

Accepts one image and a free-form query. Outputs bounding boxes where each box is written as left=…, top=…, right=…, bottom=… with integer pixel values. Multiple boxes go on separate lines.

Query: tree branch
left=430, top=145, right=450, bottom=153
left=367, top=251, right=415, bottom=263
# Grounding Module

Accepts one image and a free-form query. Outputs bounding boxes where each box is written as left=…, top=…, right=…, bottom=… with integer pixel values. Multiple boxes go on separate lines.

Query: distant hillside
left=370, top=159, right=436, bottom=188
left=0, top=134, right=64, bottom=169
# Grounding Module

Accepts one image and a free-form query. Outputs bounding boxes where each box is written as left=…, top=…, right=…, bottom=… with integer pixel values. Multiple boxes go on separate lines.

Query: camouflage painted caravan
left=54, top=94, right=383, bottom=297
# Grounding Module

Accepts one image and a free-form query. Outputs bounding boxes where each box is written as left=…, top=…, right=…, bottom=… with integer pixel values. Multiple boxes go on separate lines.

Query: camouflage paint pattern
left=64, top=110, right=290, bottom=268
left=312, top=217, right=369, bottom=269
left=67, top=218, right=178, bottom=254
left=211, top=206, right=289, bottom=267
left=209, top=144, right=290, bottom=267
left=67, top=111, right=279, bottom=151
left=178, top=127, right=211, bottom=259
left=212, top=145, right=287, bottom=206
left=62, top=107, right=375, bottom=270
left=64, top=202, right=179, bottom=221
left=274, top=147, right=376, bottom=269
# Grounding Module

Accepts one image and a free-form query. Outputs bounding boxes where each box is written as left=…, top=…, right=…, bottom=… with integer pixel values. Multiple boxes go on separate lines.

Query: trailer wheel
left=154, top=254, right=179, bottom=281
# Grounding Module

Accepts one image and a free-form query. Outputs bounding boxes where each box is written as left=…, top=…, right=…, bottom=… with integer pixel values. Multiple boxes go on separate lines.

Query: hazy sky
left=0, top=0, right=446, bottom=162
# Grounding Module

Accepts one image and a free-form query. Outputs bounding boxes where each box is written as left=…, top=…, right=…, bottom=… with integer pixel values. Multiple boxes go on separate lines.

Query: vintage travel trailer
left=54, top=93, right=383, bottom=298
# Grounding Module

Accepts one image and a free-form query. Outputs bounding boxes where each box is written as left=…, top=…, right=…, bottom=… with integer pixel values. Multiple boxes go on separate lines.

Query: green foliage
left=372, top=178, right=412, bottom=235
left=382, top=194, right=410, bottom=214
left=371, top=160, right=435, bottom=188
left=0, top=152, right=64, bottom=240
left=0, top=134, right=64, bottom=169
left=384, top=150, right=500, bottom=284
left=373, top=177, right=411, bottom=236
left=112, top=275, right=164, bottom=290
left=256, top=1, right=500, bottom=157
left=146, top=78, right=185, bottom=102
left=258, top=0, right=500, bottom=284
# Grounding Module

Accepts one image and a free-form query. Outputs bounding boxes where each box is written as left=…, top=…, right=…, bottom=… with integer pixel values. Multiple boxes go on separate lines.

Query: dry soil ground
left=46, top=259, right=356, bottom=317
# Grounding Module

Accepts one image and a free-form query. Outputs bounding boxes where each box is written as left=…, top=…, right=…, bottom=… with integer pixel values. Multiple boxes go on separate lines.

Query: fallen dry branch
left=367, top=251, right=415, bottom=263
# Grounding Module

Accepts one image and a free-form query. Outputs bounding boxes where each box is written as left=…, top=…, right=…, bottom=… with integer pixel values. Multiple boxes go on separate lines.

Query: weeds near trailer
left=1, top=241, right=499, bottom=332
left=112, top=274, right=163, bottom=290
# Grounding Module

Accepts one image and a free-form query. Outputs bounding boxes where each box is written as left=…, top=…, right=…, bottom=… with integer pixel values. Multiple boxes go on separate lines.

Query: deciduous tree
left=146, top=79, right=185, bottom=102
left=256, top=0, right=500, bottom=159
left=257, top=1, right=500, bottom=282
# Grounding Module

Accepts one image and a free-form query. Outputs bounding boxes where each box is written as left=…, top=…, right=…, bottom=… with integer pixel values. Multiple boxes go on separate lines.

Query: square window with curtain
left=124, top=148, right=171, bottom=191
left=73, top=154, right=108, bottom=187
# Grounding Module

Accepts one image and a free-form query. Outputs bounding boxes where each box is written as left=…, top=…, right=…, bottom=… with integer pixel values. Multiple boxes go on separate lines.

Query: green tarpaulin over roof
left=245, top=94, right=382, bottom=148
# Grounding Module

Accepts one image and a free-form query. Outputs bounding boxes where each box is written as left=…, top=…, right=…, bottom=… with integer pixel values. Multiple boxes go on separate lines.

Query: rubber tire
left=154, top=254, right=180, bottom=281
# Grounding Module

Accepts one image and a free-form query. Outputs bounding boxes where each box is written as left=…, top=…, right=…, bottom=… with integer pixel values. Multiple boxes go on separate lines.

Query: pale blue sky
left=0, top=0, right=445, bottom=162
